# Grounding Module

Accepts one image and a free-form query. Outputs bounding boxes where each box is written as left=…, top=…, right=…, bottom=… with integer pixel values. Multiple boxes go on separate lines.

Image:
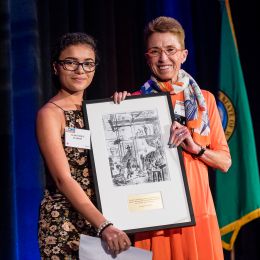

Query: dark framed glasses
left=57, top=59, right=98, bottom=72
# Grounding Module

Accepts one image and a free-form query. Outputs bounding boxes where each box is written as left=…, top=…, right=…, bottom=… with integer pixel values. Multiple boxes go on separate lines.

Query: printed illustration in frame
left=83, top=92, right=195, bottom=233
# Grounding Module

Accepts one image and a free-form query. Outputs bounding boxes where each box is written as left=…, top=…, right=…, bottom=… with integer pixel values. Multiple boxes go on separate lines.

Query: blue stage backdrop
left=0, top=0, right=18, bottom=259
left=0, top=0, right=43, bottom=259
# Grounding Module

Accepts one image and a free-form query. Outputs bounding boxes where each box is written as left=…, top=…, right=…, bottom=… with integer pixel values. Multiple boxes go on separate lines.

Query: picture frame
left=83, top=92, right=195, bottom=233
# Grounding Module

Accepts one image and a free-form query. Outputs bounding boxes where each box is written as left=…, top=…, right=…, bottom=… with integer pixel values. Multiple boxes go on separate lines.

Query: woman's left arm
left=200, top=91, right=231, bottom=172
left=195, top=146, right=231, bottom=172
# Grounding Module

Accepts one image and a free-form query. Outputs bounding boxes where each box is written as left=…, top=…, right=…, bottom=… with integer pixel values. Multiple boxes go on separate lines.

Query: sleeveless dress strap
left=49, top=101, right=66, bottom=112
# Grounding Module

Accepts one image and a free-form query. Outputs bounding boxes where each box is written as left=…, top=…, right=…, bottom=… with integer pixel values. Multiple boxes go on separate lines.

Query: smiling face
left=53, top=44, right=96, bottom=93
left=145, top=32, right=188, bottom=82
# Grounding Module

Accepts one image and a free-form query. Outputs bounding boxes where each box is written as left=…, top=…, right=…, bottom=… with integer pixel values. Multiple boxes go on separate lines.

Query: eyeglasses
left=146, top=47, right=183, bottom=57
left=57, top=59, right=98, bottom=72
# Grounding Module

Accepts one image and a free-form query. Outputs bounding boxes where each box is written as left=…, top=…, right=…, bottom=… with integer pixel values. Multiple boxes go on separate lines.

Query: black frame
left=83, top=92, right=195, bottom=233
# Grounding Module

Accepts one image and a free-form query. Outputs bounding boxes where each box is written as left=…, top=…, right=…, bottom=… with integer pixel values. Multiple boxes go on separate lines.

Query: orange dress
left=134, top=90, right=230, bottom=260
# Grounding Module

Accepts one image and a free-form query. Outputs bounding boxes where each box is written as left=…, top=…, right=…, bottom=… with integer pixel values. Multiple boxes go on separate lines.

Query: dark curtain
left=0, top=1, right=17, bottom=259
left=37, top=0, right=150, bottom=103
left=0, top=0, right=259, bottom=259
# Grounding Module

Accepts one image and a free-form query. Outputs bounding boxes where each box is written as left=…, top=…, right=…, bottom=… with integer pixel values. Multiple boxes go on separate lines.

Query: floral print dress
left=38, top=110, right=97, bottom=260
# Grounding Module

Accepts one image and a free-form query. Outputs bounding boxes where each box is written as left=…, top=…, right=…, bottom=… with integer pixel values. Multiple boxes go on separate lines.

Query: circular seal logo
left=217, top=90, right=236, bottom=141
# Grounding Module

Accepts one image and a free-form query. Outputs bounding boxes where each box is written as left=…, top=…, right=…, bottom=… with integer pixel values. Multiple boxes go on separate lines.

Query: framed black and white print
left=83, top=92, right=195, bottom=233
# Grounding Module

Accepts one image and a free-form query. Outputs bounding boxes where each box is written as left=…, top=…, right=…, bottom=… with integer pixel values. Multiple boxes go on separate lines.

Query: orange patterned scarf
left=140, top=69, right=210, bottom=146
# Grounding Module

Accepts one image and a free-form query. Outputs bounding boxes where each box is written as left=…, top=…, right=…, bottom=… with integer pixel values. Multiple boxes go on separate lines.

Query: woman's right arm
left=36, top=107, right=130, bottom=253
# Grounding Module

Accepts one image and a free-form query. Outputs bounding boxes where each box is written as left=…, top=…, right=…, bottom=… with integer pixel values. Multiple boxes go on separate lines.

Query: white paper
left=79, top=234, right=152, bottom=260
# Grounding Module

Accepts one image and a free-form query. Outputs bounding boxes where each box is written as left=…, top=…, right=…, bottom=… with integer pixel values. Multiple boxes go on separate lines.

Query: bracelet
left=192, top=146, right=206, bottom=158
left=96, top=220, right=113, bottom=237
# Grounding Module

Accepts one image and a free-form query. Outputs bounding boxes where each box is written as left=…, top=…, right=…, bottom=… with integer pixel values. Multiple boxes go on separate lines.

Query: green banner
left=215, top=0, right=260, bottom=251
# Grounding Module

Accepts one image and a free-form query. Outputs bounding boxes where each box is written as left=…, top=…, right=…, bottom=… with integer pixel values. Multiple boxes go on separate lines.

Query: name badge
left=174, top=101, right=186, bottom=125
left=174, top=100, right=185, bottom=117
left=65, top=127, right=91, bottom=149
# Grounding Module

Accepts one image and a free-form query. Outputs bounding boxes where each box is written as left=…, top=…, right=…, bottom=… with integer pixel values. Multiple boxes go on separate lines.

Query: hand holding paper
left=79, top=235, right=152, bottom=260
